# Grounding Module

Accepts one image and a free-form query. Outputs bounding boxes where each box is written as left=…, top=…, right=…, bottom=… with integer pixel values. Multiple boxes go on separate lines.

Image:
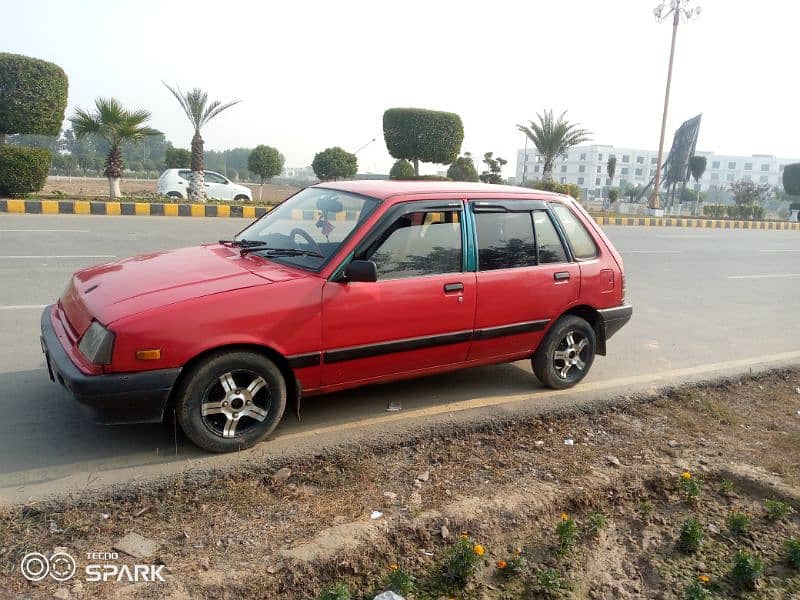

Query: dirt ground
left=1, top=370, right=799, bottom=599
left=40, top=177, right=299, bottom=205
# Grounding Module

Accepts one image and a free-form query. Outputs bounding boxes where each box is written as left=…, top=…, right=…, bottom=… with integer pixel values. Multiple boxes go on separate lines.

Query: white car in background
left=157, top=169, right=252, bottom=202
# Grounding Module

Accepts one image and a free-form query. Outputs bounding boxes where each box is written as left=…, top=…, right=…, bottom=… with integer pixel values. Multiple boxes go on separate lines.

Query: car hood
left=61, top=245, right=308, bottom=331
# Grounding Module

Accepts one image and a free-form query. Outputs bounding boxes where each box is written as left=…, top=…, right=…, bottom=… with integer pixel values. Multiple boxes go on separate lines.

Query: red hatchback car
left=41, top=181, right=632, bottom=452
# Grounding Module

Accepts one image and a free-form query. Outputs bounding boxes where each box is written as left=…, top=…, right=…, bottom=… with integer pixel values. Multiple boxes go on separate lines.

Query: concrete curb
left=592, top=215, right=800, bottom=230
left=1, top=199, right=798, bottom=229
left=0, top=199, right=272, bottom=218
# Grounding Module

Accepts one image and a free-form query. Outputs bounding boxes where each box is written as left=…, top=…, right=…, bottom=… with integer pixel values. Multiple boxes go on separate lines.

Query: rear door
left=321, top=200, right=476, bottom=386
left=467, top=200, right=579, bottom=361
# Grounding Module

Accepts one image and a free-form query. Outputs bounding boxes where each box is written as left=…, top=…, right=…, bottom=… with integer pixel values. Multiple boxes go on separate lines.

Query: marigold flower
left=560, top=513, right=569, bottom=521
left=389, top=563, right=399, bottom=571
left=473, top=544, right=485, bottom=556
left=698, top=574, right=710, bottom=584
left=496, top=559, right=507, bottom=569
left=460, top=533, right=469, bottom=540
left=681, top=471, right=692, bottom=480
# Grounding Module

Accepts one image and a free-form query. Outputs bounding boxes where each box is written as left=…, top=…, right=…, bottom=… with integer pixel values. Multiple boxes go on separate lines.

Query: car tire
left=175, top=351, right=287, bottom=453
left=166, top=192, right=183, bottom=199
left=234, top=194, right=250, bottom=203
left=532, top=315, right=596, bottom=390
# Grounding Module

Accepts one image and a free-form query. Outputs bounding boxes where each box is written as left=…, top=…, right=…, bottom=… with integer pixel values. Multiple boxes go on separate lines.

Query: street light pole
left=353, top=138, right=376, bottom=155
left=650, top=0, right=701, bottom=211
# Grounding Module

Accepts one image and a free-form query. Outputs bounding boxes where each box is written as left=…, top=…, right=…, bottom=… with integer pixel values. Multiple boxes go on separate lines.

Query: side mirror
left=342, top=260, right=377, bottom=283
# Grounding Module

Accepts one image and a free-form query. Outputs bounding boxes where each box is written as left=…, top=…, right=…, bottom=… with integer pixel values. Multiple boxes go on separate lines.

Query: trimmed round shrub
left=0, top=53, right=68, bottom=138
left=383, top=108, right=464, bottom=171
left=783, top=163, right=800, bottom=196
left=389, top=159, right=415, bottom=180
left=0, top=146, right=52, bottom=197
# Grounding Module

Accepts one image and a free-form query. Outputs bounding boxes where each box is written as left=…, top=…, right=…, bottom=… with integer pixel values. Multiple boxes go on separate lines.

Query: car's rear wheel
left=532, top=315, right=596, bottom=390
left=234, top=194, right=250, bottom=203
left=175, top=351, right=286, bottom=452
left=166, top=191, right=183, bottom=199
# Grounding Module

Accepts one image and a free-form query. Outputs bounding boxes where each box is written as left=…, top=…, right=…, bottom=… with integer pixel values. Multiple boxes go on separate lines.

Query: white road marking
left=728, top=273, right=800, bottom=280
left=758, top=249, right=800, bottom=253
left=0, top=229, right=90, bottom=233
left=622, top=250, right=682, bottom=254
left=0, top=255, right=115, bottom=259
left=0, top=304, right=48, bottom=311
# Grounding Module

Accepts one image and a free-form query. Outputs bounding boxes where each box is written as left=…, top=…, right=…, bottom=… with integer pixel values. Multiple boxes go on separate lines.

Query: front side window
left=367, top=210, right=462, bottom=280
left=177, top=169, right=191, bottom=181
left=236, top=187, right=378, bottom=271
left=475, top=212, right=536, bottom=271
left=533, top=211, right=568, bottom=264
left=551, top=203, right=598, bottom=260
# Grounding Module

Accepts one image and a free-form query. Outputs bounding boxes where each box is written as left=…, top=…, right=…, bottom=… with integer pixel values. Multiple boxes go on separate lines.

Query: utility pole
left=650, top=0, right=701, bottom=211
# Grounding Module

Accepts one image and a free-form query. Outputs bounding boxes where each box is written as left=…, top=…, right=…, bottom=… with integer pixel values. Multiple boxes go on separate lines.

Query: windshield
left=235, top=187, right=379, bottom=271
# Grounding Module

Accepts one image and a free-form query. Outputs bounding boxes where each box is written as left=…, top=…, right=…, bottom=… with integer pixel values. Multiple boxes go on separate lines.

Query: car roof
left=313, top=180, right=567, bottom=201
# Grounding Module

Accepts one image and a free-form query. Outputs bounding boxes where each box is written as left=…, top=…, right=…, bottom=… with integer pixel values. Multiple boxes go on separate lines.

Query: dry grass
left=39, top=177, right=299, bottom=204
left=1, top=370, right=799, bottom=598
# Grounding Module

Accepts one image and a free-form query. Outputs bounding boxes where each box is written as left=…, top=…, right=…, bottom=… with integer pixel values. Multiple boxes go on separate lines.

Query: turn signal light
left=136, top=349, right=161, bottom=360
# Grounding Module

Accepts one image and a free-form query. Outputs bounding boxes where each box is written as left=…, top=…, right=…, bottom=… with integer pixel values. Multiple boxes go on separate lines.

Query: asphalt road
left=1, top=213, right=798, bottom=503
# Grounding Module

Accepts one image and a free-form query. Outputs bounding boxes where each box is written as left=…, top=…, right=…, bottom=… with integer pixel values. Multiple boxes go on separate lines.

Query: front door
left=468, top=203, right=580, bottom=361
left=321, top=201, right=476, bottom=387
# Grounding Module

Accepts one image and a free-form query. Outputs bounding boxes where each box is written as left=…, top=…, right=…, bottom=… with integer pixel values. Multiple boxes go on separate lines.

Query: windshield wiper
left=239, top=245, right=324, bottom=258
left=218, top=239, right=265, bottom=247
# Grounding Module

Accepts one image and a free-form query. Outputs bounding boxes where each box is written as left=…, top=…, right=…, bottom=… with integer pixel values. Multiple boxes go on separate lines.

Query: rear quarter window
left=551, top=203, right=598, bottom=260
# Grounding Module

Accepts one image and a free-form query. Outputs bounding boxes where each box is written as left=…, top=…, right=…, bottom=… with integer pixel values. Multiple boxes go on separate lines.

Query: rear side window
left=551, top=203, right=598, bottom=260
left=533, top=211, right=568, bottom=264
left=475, top=212, right=537, bottom=271
left=177, top=169, right=191, bottom=180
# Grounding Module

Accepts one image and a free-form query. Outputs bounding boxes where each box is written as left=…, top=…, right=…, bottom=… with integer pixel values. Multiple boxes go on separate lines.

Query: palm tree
left=69, top=98, right=160, bottom=199
left=517, top=110, right=591, bottom=182
left=163, top=84, right=240, bottom=201
left=689, top=155, right=707, bottom=215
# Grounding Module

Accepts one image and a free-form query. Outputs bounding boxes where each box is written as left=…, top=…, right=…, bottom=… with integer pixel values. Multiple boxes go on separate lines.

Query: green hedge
left=703, top=204, right=765, bottom=220
left=0, top=53, right=68, bottom=138
left=0, top=146, right=52, bottom=197
left=523, top=179, right=582, bottom=199
left=389, top=159, right=415, bottom=180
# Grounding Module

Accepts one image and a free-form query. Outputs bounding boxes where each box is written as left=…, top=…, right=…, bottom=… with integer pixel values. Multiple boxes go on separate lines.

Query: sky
left=5, top=0, right=800, bottom=175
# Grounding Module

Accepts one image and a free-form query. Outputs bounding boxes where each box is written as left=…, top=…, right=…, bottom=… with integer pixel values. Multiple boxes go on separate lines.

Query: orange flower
left=560, top=513, right=569, bottom=522
left=389, top=563, right=399, bottom=571
left=473, top=544, right=485, bottom=556
left=681, top=471, right=692, bottom=480
left=698, top=574, right=710, bottom=584
left=496, top=559, right=507, bottom=569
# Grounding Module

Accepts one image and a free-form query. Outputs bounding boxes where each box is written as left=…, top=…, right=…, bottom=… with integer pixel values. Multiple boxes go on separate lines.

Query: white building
left=515, top=144, right=800, bottom=198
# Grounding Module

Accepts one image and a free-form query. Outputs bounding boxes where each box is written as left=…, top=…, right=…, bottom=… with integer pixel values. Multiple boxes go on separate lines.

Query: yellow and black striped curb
left=1, top=199, right=797, bottom=230
left=0, top=199, right=273, bottom=218
left=592, top=215, right=800, bottom=230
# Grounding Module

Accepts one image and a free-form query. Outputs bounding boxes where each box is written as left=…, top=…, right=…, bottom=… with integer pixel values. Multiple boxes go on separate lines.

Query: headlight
left=78, top=321, right=115, bottom=365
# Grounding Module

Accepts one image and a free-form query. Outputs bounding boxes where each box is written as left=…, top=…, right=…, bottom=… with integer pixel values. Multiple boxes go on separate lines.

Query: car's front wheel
left=532, top=315, right=596, bottom=390
left=234, top=194, right=250, bottom=203
left=175, top=351, right=286, bottom=452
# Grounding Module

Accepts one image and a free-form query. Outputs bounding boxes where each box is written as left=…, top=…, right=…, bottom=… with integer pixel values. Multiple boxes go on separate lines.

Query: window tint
left=551, top=204, right=598, bottom=260
left=177, top=169, right=191, bottom=180
left=368, top=211, right=461, bottom=280
left=533, top=211, right=568, bottom=264
left=475, top=212, right=536, bottom=271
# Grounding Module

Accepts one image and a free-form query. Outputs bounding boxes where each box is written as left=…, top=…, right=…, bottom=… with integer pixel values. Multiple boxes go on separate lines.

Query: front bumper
left=595, top=304, right=633, bottom=355
left=40, top=306, right=181, bottom=424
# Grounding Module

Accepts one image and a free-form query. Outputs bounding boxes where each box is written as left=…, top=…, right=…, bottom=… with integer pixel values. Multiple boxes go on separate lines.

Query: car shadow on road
left=0, top=362, right=540, bottom=480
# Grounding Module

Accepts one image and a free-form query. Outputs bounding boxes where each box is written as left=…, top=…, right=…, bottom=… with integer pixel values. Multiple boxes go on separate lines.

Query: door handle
left=554, top=271, right=570, bottom=281
left=444, top=282, right=464, bottom=293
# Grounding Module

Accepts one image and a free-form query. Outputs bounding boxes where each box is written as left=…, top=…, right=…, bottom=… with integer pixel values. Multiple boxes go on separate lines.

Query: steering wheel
left=289, top=227, right=322, bottom=255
